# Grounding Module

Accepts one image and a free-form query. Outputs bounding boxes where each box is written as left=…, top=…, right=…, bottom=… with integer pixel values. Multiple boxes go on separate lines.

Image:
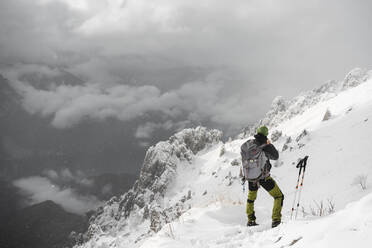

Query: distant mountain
left=0, top=172, right=136, bottom=248
left=0, top=179, right=21, bottom=222
left=0, top=200, right=88, bottom=248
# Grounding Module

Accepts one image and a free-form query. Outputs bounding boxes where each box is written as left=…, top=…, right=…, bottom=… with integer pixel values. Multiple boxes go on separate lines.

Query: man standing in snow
left=240, top=126, right=284, bottom=228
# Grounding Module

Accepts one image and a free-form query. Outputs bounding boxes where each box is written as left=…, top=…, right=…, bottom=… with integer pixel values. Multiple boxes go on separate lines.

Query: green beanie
left=257, top=126, right=269, bottom=137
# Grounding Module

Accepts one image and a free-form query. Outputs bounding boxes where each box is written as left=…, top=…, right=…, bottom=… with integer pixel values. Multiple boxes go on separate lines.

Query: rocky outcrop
left=270, top=130, right=282, bottom=142
left=342, top=68, right=370, bottom=89
left=79, top=126, right=222, bottom=246
left=322, top=109, right=332, bottom=121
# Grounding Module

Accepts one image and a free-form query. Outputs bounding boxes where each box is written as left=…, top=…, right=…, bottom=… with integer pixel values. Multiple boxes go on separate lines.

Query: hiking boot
left=272, top=220, right=281, bottom=228
left=247, top=220, right=258, bottom=226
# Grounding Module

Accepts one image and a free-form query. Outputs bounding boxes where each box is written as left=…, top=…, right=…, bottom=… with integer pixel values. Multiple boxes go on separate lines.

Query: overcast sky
left=2, top=0, right=372, bottom=130
left=1, top=0, right=372, bottom=178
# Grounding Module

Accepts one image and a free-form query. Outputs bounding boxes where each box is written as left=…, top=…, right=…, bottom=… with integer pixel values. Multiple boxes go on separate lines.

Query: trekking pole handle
left=302, top=155, right=309, bottom=171
left=296, top=155, right=309, bottom=169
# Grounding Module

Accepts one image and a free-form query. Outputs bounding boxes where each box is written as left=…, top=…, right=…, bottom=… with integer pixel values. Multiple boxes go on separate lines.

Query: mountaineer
left=240, top=126, right=284, bottom=228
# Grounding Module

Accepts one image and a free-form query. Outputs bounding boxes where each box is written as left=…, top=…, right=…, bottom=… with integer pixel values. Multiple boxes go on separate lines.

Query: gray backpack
left=241, top=140, right=269, bottom=181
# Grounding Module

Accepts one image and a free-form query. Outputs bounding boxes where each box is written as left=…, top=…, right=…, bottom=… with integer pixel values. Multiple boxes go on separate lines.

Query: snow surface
left=79, top=70, right=372, bottom=248
left=141, top=193, right=372, bottom=248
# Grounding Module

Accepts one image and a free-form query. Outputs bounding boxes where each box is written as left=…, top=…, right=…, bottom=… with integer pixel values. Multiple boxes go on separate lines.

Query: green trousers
left=246, top=176, right=284, bottom=222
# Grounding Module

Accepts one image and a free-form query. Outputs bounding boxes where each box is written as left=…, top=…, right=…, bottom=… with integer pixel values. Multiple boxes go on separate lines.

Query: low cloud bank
left=42, top=168, right=94, bottom=187
left=3, top=65, right=261, bottom=134
left=13, top=170, right=102, bottom=214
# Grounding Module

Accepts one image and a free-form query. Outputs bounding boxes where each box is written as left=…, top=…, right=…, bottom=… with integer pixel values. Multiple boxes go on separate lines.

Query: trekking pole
left=295, top=156, right=308, bottom=219
left=290, top=159, right=303, bottom=219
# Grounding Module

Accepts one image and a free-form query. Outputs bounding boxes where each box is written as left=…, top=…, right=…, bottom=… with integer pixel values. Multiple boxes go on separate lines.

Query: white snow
left=140, top=77, right=372, bottom=248
left=79, top=72, right=372, bottom=248
left=141, top=193, right=372, bottom=248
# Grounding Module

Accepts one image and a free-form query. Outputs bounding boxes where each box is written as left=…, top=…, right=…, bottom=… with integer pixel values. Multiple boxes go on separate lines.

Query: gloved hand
left=241, top=177, right=246, bottom=185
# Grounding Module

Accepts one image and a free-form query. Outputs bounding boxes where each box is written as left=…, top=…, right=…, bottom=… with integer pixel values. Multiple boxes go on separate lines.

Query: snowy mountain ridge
left=76, top=127, right=222, bottom=245
left=239, top=68, right=372, bottom=138
left=78, top=68, right=372, bottom=248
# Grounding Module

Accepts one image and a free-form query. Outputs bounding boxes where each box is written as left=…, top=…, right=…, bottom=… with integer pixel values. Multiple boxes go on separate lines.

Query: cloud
left=138, top=141, right=151, bottom=148
left=101, top=183, right=112, bottom=195
left=38, top=0, right=91, bottom=12
left=77, top=0, right=183, bottom=35
left=3, top=65, right=263, bottom=132
left=13, top=176, right=102, bottom=214
left=42, top=168, right=94, bottom=187
left=135, top=121, right=174, bottom=139
left=134, top=120, right=190, bottom=146
left=1, top=0, right=372, bottom=85
left=1, top=0, right=372, bottom=135
left=43, top=169, right=59, bottom=180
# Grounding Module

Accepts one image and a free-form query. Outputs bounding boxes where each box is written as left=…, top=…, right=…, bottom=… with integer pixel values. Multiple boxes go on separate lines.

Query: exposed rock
left=150, top=204, right=185, bottom=233
left=225, top=171, right=234, bottom=186
left=230, top=158, right=240, bottom=166
left=296, top=130, right=308, bottom=142
left=270, top=130, right=282, bottom=142
left=180, top=191, right=192, bottom=203
left=282, top=144, right=288, bottom=152
left=150, top=208, right=163, bottom=232
left=238, top=124, right=256, bottom=139
left=282, top=137, right=292, bottom=152
left=343, top=68, right=369, bottom=89
left=322, top=109, right=332, bottom=121
left=187, top=190, right=192, bottom=200
left=219, top=145, right=225, bottom=157
left=314, top=80, right=339, bottom=94
left=346, top=107, right=353, bottom=114
left=274, top=160, right=284, bottom=168
left=298, top=143, right=305, bottom=149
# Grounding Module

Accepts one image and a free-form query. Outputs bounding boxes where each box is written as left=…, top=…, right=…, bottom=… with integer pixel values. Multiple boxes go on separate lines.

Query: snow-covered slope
left=239, top=67, right=372, bottom=138
left=78, top=68, right=372, bottom=248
